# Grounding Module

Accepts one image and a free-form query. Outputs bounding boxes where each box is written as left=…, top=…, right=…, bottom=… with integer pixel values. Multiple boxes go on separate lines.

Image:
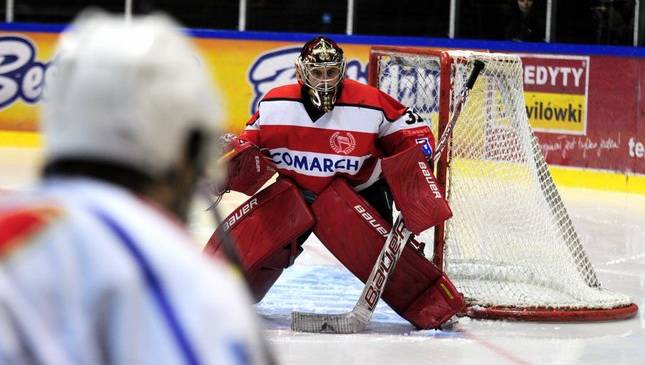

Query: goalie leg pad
left=204, top=178, right=315, bottom=302
left=401, top=272, right=464, bottom=329
left=381, top=145, right=452, bottom=235
left=312, top=178, right=464, bottom=329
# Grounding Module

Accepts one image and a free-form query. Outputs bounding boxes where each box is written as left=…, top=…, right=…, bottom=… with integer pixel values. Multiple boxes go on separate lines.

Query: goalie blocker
left=382, top=144, right=450, bottom=235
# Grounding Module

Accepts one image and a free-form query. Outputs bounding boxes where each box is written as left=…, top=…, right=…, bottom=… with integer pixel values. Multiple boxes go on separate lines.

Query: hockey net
left=368, top=47, right=638, bottom=321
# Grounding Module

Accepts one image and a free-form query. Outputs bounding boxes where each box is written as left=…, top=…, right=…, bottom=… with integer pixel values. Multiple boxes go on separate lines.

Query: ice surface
left=253, top=186, right=645, bottom=365
left=2, top=148, right=643, bottom=365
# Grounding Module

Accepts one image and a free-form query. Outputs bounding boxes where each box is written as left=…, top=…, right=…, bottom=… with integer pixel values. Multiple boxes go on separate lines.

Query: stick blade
left=290, top=310, right=368, bottom=334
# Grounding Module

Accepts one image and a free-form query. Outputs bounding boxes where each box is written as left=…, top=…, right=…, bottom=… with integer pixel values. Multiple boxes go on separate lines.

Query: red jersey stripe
left=0, top=206, right=63, bottom=258
left=258, top=125, right=379, bottom=156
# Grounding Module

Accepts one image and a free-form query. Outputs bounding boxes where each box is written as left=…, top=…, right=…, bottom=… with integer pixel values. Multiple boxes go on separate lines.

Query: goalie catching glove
left=206, top=134, right=277, bottom=198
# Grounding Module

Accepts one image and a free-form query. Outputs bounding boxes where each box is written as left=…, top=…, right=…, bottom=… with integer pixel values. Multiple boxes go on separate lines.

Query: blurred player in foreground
left=0, top=11, right=272, bottom=364
left=205, top=36, right=464, bottom=330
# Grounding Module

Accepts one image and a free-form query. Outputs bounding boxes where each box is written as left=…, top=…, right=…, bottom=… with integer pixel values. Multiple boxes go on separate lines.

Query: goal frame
left=368, top=47, right=452, bottom=271
left=368, top=46, right=638, bottom=322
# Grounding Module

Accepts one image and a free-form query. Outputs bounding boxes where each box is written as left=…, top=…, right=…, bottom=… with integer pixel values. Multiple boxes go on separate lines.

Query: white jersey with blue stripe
left=0, top=177, right=269, bottom=365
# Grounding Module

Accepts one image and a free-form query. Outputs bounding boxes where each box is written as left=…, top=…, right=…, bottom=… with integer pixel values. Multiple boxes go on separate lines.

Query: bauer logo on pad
left=418, top=162, right=442, bottom=199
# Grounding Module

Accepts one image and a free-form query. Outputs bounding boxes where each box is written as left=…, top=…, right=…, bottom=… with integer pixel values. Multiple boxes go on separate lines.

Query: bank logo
left=330, top=131, right=356, bottom=154
left=248, top=46, right=368, bottom=114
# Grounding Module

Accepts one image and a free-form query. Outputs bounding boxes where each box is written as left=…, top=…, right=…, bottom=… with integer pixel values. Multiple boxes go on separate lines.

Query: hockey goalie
left=205, top=36, right=465, bottom=330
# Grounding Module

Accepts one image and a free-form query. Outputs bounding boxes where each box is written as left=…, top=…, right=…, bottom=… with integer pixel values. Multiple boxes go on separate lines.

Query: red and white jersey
left=240, top=79, right=435, bottom=194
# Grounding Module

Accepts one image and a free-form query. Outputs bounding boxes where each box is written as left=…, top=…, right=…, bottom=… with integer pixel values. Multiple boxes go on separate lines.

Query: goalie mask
left=296, top=36, right=346, bottom=113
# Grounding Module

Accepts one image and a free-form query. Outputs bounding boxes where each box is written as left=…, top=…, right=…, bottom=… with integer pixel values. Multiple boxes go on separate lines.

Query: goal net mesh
left=371, top=48, right=635, bottom=319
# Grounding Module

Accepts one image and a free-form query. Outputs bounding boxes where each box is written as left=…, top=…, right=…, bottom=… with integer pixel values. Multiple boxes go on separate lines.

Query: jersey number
left=404, top=110, right=423, bottom=125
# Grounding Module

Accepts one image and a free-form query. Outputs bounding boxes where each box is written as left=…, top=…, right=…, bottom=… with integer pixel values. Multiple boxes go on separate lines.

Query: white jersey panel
left=259, top=101, right=383, bottom=134
left=378, top=109, right=429, bottom=138
left=0, top=178, right=269, bottom=365
left=268, top=147, right=371, bottom=177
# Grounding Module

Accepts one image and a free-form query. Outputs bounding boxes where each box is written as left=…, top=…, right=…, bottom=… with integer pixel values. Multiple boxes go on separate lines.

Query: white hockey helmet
left=42, top=11, right=223, bottom=180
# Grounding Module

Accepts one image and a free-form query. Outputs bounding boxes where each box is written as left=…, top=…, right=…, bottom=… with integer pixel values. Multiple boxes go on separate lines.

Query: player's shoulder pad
left=261, top=83, right=302, bottom=102
left=0, top=204, right=65, bottom=258
left=337, top=79, right=407, bottom=122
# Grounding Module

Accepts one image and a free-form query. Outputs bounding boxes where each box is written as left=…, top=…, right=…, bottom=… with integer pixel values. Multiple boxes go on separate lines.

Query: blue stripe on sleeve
left=92, top=209, right=200, bottom=365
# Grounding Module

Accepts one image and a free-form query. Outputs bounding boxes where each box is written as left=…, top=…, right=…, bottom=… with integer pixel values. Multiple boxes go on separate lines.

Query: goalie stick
left=290, top=59, right=485, bottom=334
left=433, top=59, right=485, bottom=163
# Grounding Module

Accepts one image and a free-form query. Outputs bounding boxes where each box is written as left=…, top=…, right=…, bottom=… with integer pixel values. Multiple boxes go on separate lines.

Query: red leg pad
left=245, top=243, right=302, bottom=302
left=312, top=178, right=464, bottom=329
left=204, top=179, right=315, bottom=302
left=401, top=273, right=464, bottom=328
left=382, top=145, right=452, bottom=235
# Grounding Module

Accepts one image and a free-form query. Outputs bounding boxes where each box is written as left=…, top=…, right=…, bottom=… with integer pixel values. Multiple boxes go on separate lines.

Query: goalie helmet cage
left=368, top=47, right=638, bottom=321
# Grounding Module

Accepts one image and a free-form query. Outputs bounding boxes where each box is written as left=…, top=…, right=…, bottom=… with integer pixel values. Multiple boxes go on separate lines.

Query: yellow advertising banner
left=0, top=31, right=590, bottom=147
left=524, top=92, right=586, bottom=133
left=0, top=32, right=58, bottom=134
left=0, top=30, right=371, bottom=147
left=519, top=55, right=589, bottom=135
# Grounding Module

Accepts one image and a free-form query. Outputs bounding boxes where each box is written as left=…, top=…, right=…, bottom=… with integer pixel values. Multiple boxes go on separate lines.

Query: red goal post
left=369, top=47, right=451, bottom=271
left=368, top=46, right=638, bottom=321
